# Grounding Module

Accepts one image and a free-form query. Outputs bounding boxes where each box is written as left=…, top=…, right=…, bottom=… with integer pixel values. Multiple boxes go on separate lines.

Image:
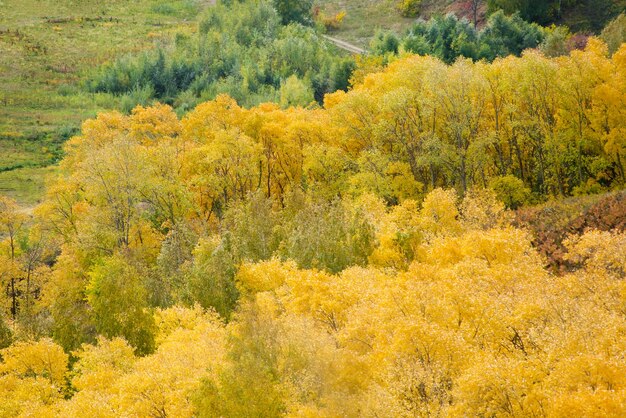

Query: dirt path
left=322, top=35, right=367, bottom=55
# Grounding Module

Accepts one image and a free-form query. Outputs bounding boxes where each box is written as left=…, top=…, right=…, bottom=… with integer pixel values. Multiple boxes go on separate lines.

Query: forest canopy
left=1, top=35, right=626, bottom=416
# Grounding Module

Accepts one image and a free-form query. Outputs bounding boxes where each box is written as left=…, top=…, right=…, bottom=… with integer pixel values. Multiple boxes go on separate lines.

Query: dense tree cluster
left=1, top=39, right=625, bottom=416
left=372, top=11, right=544, bottom=63
left=88, top=0, right=354, bottom=111
left=348, top=39, right=626, bottom=198
left=488, top=0, right=580, bottom=25
left=487, top=0, right=620, bottom=30
left=271, top=0, right=314, bottom=25
left=2, top=190, right=625, bottom=416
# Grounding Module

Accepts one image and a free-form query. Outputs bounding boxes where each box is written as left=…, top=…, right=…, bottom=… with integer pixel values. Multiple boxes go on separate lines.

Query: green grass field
left=0, top=0, right=211, bottom=204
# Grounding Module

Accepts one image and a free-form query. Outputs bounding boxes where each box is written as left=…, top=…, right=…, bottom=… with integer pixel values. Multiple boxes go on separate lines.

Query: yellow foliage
left=237, top=259, right=298, bottom=294
left=71, top=337, right=135, bottom=392
left=130, top=103, right=181, bottom=143
left=564, top=230, right=626, bottom=278
left=0, top=339, right=68, bottom=385
left=6, top=38, right=626, bottom=417
left=37, top=307, right=227, bottom=418
left=418, top=188, right=460, bottom=237
left=0, top=339, right=68, bottom=416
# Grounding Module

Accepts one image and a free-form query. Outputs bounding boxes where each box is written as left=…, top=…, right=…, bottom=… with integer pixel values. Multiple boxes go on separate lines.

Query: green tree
left=489, top=175, right=532, bottom=209
left=186, top=238, right=239, bottom=320
left=193, top=304, right=286, bottom=417
left=281, top=197, right=375, bottom=273
left=87, top=255, right=156, bottom=355
left=279, top=75, right=314, bottom=108
left=272, top=0, right=314, bottom=25
left=601, top=13, right=626, bottom=55
left=487, top=0, right=561, bottom=25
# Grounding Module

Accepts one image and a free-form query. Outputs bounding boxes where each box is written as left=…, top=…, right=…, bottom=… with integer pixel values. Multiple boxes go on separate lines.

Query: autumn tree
left=87, top=255, right=156, bottom=355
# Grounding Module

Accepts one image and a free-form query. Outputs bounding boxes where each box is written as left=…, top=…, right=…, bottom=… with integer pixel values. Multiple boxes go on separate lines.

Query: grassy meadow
left=315, top=0, right=424, bottom=46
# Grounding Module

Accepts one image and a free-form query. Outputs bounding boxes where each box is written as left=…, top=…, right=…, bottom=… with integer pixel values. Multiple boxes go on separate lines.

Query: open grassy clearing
left=315, top=0, right=422, bottom=47
left=0, top=166, right=57, bottom=206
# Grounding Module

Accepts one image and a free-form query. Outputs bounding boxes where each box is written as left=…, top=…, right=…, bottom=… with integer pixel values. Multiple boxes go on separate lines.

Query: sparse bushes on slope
left=397, top=0, right=422, bottom=18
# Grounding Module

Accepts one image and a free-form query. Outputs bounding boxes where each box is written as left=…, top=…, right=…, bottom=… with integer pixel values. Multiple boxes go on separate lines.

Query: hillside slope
left=316, top=0, right=454, bottom=47
left=0, top=0, right=210, bottom=204
left=316, top=0, right=626, bottom=47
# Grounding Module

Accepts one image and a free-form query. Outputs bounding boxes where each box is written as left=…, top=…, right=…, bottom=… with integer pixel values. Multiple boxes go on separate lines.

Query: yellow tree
left=591, top=43, right=626, bottom=184
left=434, top=58, right=489, bottom=193
left=555, top=38, right=609, bottom=192
left=0, top=196, right=27, bottom=321
left=86, top=254, right=156, bottom=355
left=0, top=339, right=68, bottom=416
left=510, top=51, right=561, bottom=194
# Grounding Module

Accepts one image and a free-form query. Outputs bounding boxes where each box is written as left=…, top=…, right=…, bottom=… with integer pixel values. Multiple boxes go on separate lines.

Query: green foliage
left=185, top=193, right=279, bottom=318
left=540, top=25, right=572, bottom=57
left=280, top=197, right=376, bottom=273
left=89, top=0, right=352, bottom=108
left=487, top=0, right=621, bottom=29
left=399, top=11, right=543, bottom=63
left=279, top=75, right=315, bottom=108
left=487, top=0, right=567, bottom=25
left=194, top=305, right=286, bottom=417
left=176, top=191, right=376, bottom=317
left=272, top=0, right=314, bottom=25
left=577, top=0, right=620, bottom=31
left=490, top=175, right=532, bottom=209
left=87, top=255, right=156, bottom=355
left=601, top=13, right=626, bottom=54
left=120, top=85, right=155, bottom=114
left=186, top=238, right=239, bottom=320
left=149, top=224, right=196, bottom=309
left=479, top=11, right=544, bottom=60
left=222, top=192, right=282, bottom=262
left=401, top=14, right=479, bottom=63
left=46, top=255, right=97, bottom=353
left=370, top=30, right=401, bottom=55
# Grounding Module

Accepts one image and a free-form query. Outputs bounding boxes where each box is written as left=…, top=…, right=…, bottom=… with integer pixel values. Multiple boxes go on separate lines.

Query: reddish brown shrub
left=514, top=191, right=626, bottom=273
